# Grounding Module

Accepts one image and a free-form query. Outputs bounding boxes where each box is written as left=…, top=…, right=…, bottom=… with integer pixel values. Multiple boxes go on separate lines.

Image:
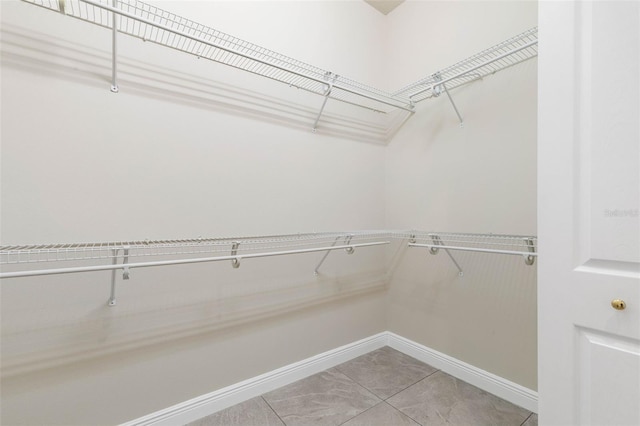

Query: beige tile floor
left=187, top=347, right=538, bottom=426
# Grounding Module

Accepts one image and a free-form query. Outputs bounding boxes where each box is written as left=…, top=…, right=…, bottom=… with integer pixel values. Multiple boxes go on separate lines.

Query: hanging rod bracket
left=344, top=234, right=355, bottom=254
left=524, top=237, right=536, bottom=265
left=231, top=241, right=241, bottom=268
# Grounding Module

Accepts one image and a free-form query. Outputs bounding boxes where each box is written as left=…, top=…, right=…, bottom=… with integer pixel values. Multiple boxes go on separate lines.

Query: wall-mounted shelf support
left=108, top=245, right=129, bottom=306
left=524, top=237, right=536, bottom=265
left=312, top=72, right=338, bottom=132
left=110, top=0, right=119, bottom=93
left=231, top=242, right=241, bottom=269
left=314, top=234, right=355, bottom=275
left=427, top=234, right=464, bottom=276
left=108, top=248, right=119, bottom=306
left=431, top=73, right=464, bottom=127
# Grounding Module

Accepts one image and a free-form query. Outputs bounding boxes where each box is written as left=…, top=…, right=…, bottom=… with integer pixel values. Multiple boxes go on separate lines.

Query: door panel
left=539, top=0, right=640, bottom=424
left=577, top=328, right=640, bottom=425
left=579, top=0, right=639, bottom=265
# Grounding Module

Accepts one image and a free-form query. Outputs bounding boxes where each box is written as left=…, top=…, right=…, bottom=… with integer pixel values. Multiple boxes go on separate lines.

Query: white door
left=538, top=0, right=640, bottom=425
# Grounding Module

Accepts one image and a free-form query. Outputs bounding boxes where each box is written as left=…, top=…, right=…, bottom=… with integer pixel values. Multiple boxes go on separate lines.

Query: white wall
left=0, top=1, right=390, bottom=424
left=1, top=0, right=539, bottom=424
left=384, top=0, right=539, bottom=390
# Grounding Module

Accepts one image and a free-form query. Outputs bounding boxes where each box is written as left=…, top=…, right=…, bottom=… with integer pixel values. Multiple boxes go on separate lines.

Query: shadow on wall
left=0, top=243, right=397, bottom=380
left=0, top=24, right=409, bottom=145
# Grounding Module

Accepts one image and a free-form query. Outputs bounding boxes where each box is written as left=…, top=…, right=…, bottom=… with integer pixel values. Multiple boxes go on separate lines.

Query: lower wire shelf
left=0, top=230, right=537, bottom=304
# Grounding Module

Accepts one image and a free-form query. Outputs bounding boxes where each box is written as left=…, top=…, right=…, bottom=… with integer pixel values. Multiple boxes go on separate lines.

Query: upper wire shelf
left=20, top=0, right=538, bottom=132
left=22, top=0, right=414, bottom=115
left=393, top=27, right=538, bottom=103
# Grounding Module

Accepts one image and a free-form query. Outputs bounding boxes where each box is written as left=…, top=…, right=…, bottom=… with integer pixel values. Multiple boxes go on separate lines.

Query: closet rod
left=0, top=241, right=390, bottom=279
left=78, top=0, right=414, bottom=113
left=408, top=243, right=538, bottom=258
left=408, top=39, right=538, bottom=99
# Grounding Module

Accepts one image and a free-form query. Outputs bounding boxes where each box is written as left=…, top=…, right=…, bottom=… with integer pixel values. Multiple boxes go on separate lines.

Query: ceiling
left=363, top=0, right=405, bottom=15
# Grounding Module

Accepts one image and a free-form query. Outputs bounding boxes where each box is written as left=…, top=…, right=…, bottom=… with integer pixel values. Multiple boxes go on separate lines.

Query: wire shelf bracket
left=314, top=234, right=355, bottom=275
left=432, top=73, right=464, bottom=127
left=312, top=72, right=338, bottom=132
left=108, top=245, right=129, bottom=306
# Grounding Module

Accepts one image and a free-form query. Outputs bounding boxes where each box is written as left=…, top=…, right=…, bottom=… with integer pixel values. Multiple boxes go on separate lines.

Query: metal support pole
left=443, top=84, right=464, bottom=127
left=432, top=73, right=463, bottom=127
left=108, top=248, right=119, bottom=306
left=108, top=247, right=129, bottom=306
left=314, top=236, right=341, bottom=275
left=428, top=235, right=464, bottom=277
left=110, top=0, right=119, bottom=93
left=312, top=72, right=337, bottom=132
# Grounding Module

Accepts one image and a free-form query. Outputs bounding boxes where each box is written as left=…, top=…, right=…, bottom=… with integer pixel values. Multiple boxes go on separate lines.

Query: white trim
left=121, top=332, right=537, bottom=425
left=120, top=333, right=388, bottom=426
left=386, top=332, right=538, bottom=413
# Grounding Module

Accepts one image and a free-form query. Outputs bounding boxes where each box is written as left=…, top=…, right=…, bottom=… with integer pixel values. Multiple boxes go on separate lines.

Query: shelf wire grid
left=393, top=27, right=538, bottom=102
left=22, top=0, right=413, bottom=114
left=0, top=231, right=398, bottom=266
left=0, top=231, right=536, bottom=267
left=409, top=231, right=537, bottom=255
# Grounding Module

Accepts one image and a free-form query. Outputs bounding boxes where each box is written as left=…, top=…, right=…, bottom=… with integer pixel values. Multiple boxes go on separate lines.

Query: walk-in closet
left=1, top=0, right=638, bottom=425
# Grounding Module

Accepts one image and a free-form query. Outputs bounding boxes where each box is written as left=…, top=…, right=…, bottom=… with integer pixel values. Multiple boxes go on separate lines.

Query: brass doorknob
left=611, top=299, right=626, bottom=310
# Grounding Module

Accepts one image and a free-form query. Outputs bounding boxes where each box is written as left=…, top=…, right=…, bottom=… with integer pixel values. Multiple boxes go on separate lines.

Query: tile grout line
left=382, top=371, right=443, bottom=426
left=336, top=400, right=385, bottom=426
left=260, top=395, right=287, bottom=426
left=383, top=369, right=441, bottom=402
left=519, top=412, right=534, bottom=426
left=380, top=400, right=426, bottom=426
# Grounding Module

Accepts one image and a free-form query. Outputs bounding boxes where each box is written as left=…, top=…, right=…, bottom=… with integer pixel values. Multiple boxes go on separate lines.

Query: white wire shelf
left=407, top=231, right=537, bottom=276
left=0, top=231, right=537, bottom=304
left=0, top=231, right=396, bottom=267
left=0, top=230, right=536, bottom=270
left=22, top=0, right=414, bottom=116
left=393, top=27, right=538, bottom=103
left=19, top=0, right=537, bottom=132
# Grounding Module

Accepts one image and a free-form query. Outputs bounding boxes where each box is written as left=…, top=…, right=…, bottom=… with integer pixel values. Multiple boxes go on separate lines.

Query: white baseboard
left=386, top=332, right=538, bottom=413
left=122, top=332, right=537, bottom=425
left=121, top=332, right=389, bottom=426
